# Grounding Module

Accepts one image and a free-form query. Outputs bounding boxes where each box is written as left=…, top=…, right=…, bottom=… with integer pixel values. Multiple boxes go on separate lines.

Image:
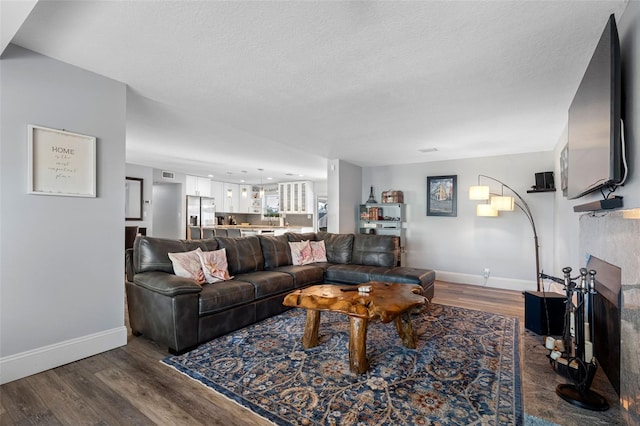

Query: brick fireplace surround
left=579, top=211, right=640, bottom=425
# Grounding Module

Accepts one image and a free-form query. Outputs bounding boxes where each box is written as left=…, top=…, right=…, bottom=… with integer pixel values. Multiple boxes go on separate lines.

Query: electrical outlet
left=483, top=268, right=490, bottom=279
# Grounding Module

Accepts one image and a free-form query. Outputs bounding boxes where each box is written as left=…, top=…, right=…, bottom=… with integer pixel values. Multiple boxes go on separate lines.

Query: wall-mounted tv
left=567, top=14, right=626, bottom=200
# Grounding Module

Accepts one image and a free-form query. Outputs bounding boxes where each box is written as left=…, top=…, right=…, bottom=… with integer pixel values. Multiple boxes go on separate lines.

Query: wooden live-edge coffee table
left=282, top=281, right=428, bottom=374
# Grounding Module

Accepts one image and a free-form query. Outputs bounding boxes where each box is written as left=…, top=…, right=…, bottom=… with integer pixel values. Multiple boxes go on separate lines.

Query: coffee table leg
left=302, top=310, right=320, bottom=349
left=395, top=312, right=417, bottom=349
left=349, top=317, right=369, bottom=374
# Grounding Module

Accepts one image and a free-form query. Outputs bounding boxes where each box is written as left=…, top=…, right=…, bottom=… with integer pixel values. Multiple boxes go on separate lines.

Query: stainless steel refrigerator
left=186, top=195, right=216, bottom=230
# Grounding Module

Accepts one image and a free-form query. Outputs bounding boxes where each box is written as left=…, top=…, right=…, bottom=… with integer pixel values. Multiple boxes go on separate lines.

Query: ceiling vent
left=418, top=148, right=438, bottom=153
left=161, top=170, right=175, bottom=180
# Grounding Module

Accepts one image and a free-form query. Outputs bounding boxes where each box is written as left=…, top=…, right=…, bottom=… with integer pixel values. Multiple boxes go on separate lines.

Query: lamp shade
left=469, top=185, right=490, bottom=200
left=477, top=203, right=498, bottom=217
left=491, top=195, right=515, bottom=211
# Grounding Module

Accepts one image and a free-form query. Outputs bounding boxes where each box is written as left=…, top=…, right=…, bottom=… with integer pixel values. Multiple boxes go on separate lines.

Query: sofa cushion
left=324, top=264, right=393, bottom=284
left=259, top=234, right=292, bottom=269
left=199, top=280, right=255, bottom=315
left=371, top=267, right=436, bottom=286
left=216, top=236, right=264, bottom=275
left=272, top=265, right=324, bottom=288
left=351, top=234, right=399, bottom=267
left=134, top=236, right=219, bottom=274
left=286, top=232, right=317, bottom=242
left=316, top=232, right=354, bottom=264
left=233, top=271, right=295, bottom=299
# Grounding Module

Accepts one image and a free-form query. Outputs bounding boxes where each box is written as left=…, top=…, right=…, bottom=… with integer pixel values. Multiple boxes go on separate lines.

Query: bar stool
left=189, top=226, right=202, bottom=239
left=227, top=228, right=241, bottom=237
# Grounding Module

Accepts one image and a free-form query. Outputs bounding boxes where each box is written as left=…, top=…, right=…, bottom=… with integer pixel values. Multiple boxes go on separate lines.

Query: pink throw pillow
left=289, top=241, right=313, bottom=265
left=310, top=240, right=328, bottom=263
left=168, top=248, right=205, bottom=284
left=197, top=248, right=233, bottom=283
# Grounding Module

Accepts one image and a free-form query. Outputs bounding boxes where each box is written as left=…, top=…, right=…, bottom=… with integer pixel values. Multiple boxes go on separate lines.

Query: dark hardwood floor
left=1, top=281, right=616, bottom=425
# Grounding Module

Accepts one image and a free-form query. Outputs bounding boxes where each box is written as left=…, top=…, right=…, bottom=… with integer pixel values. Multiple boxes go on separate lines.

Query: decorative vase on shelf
left=366, top=186, right=377, bottom=204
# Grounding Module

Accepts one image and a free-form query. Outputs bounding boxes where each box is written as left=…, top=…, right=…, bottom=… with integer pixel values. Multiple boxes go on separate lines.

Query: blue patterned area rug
left=162, top=304, right=522, bottom=425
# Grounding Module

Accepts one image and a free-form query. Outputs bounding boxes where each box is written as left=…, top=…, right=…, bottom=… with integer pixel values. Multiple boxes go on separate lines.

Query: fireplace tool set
left=539, top=267, right=609, bottom=411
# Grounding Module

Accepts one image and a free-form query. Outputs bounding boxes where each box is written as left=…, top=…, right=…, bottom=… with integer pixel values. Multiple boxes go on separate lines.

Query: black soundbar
left=573, top=196, right=623, bottom=212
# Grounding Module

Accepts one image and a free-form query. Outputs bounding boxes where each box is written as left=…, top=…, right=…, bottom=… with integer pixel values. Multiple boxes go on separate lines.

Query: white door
left=152, top=182, right=182, bottom=238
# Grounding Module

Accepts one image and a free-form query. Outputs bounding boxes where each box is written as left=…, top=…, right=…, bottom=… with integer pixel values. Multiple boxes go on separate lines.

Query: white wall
left=327, top=159, right=362, bottom=233
left=363, top=152, right=555, bottom=291
left=0, top=45, right=127, bottom=383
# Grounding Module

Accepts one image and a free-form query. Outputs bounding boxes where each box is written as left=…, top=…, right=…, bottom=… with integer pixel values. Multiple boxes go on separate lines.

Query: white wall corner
left=0, top=326, right=127, bottom=385
left=435, top=270, right=536, bottom=293
left=0, top=0, right=38, bottom=55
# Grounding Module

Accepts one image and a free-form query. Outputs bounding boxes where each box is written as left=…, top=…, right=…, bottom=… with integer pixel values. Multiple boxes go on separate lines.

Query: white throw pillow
left=168, top=248, right=204, bottom=284
left=310, top=240, right=328, bottom=263
left=289, top=241, right=313, bottom=265
left=197, top=248, right=233, bottom=283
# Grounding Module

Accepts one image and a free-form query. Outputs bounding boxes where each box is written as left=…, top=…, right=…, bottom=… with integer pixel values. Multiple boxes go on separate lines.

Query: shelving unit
left=526, top=188, right=556, bottom=193
left=358, top=203, right=406, bottom=265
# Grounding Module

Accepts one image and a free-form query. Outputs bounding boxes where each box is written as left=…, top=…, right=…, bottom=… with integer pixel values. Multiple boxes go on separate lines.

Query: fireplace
left=580, top=211, right=640, bottom=425
left=588, top=255, right=621, bottom=396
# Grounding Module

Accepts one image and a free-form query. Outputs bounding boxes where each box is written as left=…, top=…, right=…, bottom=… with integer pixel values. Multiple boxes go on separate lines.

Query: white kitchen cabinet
left=222, top=182, right=239, bottom=212
left=238, top=184, right=253, bottom=213
left=186, top=175, right=211, bottom=197
left=279, top=181, right=314, bottom=214
left=210, top=180, right=224, bottom=209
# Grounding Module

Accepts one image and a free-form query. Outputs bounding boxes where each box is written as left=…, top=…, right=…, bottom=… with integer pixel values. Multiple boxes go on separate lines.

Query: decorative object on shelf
left=427, top=175, right=457, bottom=217
left=382, top=190, right=404, bottom=203
left=540, top=267, right=609, bottom=411
left=28, top=124, right=96, bottom=197
left=366, top=186, right=377, bottom=204
left=468, top=174, right=541, bottom=292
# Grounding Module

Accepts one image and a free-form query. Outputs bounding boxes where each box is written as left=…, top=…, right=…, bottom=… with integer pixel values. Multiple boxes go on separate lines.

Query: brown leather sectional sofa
left=125, top=232, right=435, bottom=354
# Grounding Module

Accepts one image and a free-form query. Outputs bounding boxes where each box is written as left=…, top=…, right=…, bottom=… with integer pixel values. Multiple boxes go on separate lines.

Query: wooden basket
left=382, top=190, right=404, bottom=203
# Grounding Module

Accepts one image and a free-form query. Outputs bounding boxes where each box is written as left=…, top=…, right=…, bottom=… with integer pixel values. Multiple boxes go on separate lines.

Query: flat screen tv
left=567, top=14, right=625, bottom=200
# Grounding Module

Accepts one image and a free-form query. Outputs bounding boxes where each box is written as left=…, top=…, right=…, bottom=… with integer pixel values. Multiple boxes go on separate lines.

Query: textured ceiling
left=9, top=0, right=629, bottom=183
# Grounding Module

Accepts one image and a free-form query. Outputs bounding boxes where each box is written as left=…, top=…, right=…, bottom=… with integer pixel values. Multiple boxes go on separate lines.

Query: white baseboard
left=435, top=270, right=537, bottom=293
left=0, top=326, right=127, bottom=385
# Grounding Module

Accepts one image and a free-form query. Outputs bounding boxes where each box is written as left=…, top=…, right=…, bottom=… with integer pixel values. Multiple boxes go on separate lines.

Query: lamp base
left=556, top=384, right=609, bottom=411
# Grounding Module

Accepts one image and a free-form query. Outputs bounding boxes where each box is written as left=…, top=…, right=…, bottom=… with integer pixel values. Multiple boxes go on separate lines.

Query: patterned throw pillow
left=197, top=248, right=233, bottom=283
left=310, top=240, right=328, bottom=263
left=289, top=241, right=313, bottom=265
left=168, top=248, right=204, bottom=284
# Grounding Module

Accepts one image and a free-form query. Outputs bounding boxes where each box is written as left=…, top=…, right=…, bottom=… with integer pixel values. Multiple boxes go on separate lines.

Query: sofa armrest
left=125, top=248, right=134, bottom=282
left=133, top=271, right=202, bottom=297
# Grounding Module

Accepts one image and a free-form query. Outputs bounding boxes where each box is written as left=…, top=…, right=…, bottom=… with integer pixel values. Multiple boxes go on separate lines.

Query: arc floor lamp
left=469, top=175, right=541, bottom=292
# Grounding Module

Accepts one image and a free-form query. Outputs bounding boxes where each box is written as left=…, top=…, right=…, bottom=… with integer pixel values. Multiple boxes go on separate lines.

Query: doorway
left=152, top=182, right=182, bottom=238
left=317, top=196, right=327, bottom=231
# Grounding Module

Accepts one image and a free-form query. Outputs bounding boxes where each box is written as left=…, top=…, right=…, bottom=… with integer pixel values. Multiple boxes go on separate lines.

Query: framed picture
left=28, top=125, right=96, bottom=197
left=427, top=175, right=457, bottom=217
left=560, top=143, right=569, bottom=197
left=125, top=177, right=143, bottom=220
